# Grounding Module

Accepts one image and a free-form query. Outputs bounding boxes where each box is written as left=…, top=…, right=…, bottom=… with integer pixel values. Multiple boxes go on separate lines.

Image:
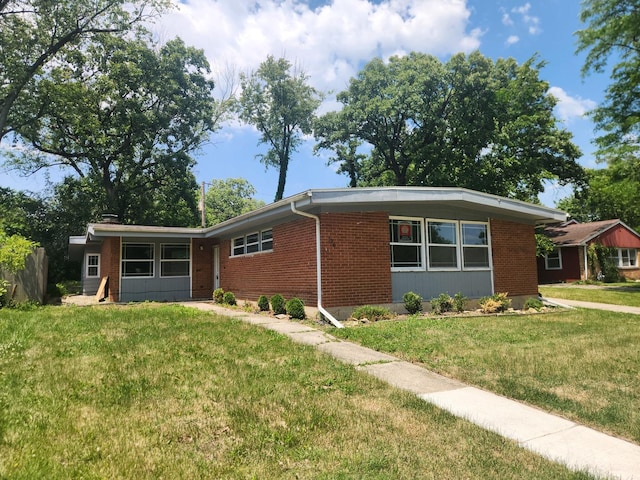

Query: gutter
left=290, top=199, right=344, bottom=329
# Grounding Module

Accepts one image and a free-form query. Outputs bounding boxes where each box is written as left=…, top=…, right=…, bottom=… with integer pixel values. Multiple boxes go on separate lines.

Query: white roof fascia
left=301, top=187, right=566, bottom=224
left=87, top=223, right=208, bottom=240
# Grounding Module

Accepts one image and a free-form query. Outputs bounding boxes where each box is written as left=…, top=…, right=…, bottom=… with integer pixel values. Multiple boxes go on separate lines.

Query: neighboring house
left=537, top=219, right=640, bottom=283
left=69, top=187, right=565, bottom=319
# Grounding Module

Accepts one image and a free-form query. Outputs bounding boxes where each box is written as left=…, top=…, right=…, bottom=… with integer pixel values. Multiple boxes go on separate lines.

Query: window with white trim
left=390, top=217, right=424, bottom=270
left=122, top=243, right=154, bottom=277
left=86, top=253, right=100, bottom=278
left=613, top=248, right=638, bottom=268
left=160, top=244, right=190, bottom=277
left=461, top=222, right=490, bottom=269
left=231, top=229, right=274, bottom=257
left=545, top=249, right=562, bottom=270
left=427, top=220, right=459, bottom=270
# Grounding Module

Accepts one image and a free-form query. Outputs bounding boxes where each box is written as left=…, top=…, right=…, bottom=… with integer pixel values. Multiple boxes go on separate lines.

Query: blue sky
left=0, top=0, right=610, bottom=208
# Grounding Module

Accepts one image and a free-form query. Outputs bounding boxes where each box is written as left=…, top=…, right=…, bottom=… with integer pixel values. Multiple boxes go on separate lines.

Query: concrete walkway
left=544, top=297, right=640, bottom=315
left=184, top=302, right=640, bottom=480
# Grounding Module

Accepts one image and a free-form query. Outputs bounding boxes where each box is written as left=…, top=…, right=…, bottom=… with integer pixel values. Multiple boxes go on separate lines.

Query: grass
left=0, top=304, right=593, bottom=479
left=332, top=309, right=640, bottom=444
left=539, top=283, right=640, bottom=307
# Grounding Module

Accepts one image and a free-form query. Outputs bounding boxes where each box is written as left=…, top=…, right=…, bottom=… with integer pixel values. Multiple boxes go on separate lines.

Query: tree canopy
left=7, top=35, right=215, bottom=224
left=576, top=0, right=640, bottom=154
left=314, top=51, right=584, bottom=201
left=238, top=56, right=322, bottom=202
left=203, top=178, right=265, bottom=226
left=0, top=0, right=169, bottom=142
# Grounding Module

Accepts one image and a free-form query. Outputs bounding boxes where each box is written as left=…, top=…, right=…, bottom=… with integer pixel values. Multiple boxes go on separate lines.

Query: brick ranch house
left=69, top=187, right=565, bottom=320
left=537, top=219, right=640, bottom=284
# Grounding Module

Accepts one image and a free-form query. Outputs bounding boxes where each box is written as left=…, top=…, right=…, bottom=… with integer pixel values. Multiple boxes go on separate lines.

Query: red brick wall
left=101, top=236, right=121, bottom=301
left=319, top=212, right=392, bottom=307
left=191, top=238, right=217, bottom=299
left=491, top=219, right=538, bottom=296
left=219, top=217, right=318, bottom=304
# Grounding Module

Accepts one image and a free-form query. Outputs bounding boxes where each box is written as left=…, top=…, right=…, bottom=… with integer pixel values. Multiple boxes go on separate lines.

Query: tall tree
left=0, top=0, right=169, bottom=142
left=7, top=35, right=216, bottom=224
left=314, top=51, right=583, bottom=201
left=203, top=178, right=265, bottom=226
left=576, top=0, right=640, bottom=154
left=557, top=154, right=640, bottom=231
left=238, top=56, right=322, bottom=202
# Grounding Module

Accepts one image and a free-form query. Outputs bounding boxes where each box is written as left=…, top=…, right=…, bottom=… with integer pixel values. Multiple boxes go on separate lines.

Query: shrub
left=430, top=293, right=453, bottom=315
left=222, top=291, right=237, bottom=306
left=213, top=288, right=225, bottom=303
left=257, top=295, right=270, bottom=311
left=285, top=297, right=306, bottom=320
left=403, top=291, right=423, bottom=315
left=479, top=292, right=511, bottom=314
left=351, top=305, right=393, bottom=322
left=0, top=279, right=8, bottom=308
left=270, top=294, right=286, bottom=315
left=453, top=292, right=467, bottom=313
left=524, top=297, right=544, bottom=311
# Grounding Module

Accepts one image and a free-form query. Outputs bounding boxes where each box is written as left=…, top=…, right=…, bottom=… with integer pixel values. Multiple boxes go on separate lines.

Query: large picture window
left=231, top=229, right=274, bottom=257
left=427, top=220, right=459, bottom=270
left=389, top=218, right=491, bottom=272
left=122, top=243, right=154, bottom=277
left=390, top=217, right=424, bottom=270
left=161, top=244, right=190, bottom=277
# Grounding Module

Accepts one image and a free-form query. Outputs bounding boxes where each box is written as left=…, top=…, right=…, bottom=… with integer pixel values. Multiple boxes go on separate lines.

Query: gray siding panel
left=391, top=270, right=492, bottom=302
left=120, top=277, right=190, bottom=302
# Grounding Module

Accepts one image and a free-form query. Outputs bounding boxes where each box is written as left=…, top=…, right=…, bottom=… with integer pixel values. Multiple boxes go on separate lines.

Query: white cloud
left=154, top=0, right=481, bottom=95
left=501, top=12, right=513, bottom=26
left=506, top=35, right=519, bottom=46
left=510, top=2, right=540, bottom=35
left=548, top=86, right=597, bottom=122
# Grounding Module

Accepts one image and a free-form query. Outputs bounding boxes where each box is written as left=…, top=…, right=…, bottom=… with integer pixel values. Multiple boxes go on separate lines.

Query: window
left=614, top=248, right=638, bottom=268
left=390, top=217, right=424, bottom=270
left=427, top=220, right=459, bottom=270
left=231, top=229, right=274, bottom=257
left=461, top=222, right=490, bottom=269
left=545, top=249, right=562, bottom=270
left=122, top=243, right=154, bottom=277
left=161, top=244, right=190, bottom=277
left=86, top=254, right=100, bottom=278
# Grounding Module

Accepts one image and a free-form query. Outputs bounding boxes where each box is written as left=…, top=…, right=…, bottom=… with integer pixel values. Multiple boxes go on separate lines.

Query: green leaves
left=238, top=56, right=322, bottom=201
left=203, top=178, right=265, bottom=226
left=315, top=51, right=582, bottom=201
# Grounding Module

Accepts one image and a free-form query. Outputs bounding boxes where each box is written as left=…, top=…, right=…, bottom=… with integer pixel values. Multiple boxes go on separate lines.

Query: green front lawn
left=332, top=309, right=640, bottom=443
left=539, top=284, right=640, bottom=307
left=0, top=305, right=590, bottom=479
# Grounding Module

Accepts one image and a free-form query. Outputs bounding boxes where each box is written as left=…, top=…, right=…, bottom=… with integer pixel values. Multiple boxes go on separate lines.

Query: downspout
left=290, top=202, right=344, bottom=329
left=584, top=244, right=589, bottom=281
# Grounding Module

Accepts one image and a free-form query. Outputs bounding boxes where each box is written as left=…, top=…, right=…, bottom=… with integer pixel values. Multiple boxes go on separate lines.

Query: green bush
left=222, top=291, right=237, bottom=306
left=430, top=293, right=453, bottom=315
left=403, top=291, right=423, bottom=315
left=0, top=279, right=9, bottom=308
left=351, top=305, right=393, bottom=322
left=453, top=292, right=467, bottom=313
left=523, top=297, right=544, bottom=311
left=479, top=292, right=511, bottom=314
left=257, top=295, right=270, bottom=311
left=285, top=297, right=306, bottom=320
left=213, top=288, right=225, bottom=303
left=270, top=294, right=286, bottom=315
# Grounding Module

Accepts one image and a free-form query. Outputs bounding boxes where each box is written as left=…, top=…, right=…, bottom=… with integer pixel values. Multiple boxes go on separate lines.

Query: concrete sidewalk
left=544, top=297, right=640, bottom=315
left=184, top=302, right=640, bottom=480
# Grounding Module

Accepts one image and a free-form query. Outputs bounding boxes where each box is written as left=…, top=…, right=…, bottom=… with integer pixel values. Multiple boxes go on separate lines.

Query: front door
left=213, top=246, right=220, bottom=290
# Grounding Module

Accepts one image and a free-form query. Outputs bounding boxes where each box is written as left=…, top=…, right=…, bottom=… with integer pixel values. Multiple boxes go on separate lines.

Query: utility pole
left=200, top=181, right=206, bottom=228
